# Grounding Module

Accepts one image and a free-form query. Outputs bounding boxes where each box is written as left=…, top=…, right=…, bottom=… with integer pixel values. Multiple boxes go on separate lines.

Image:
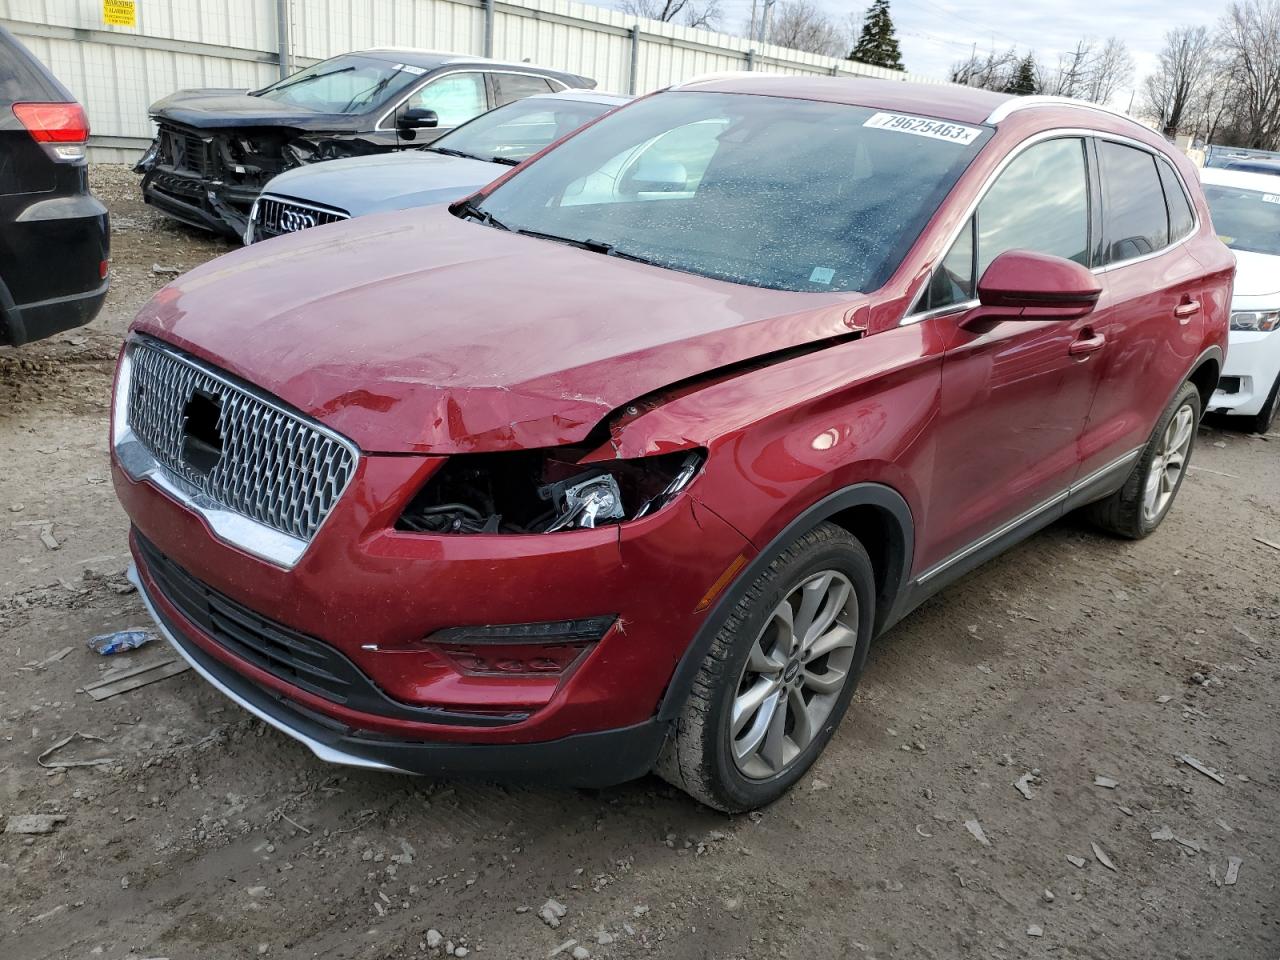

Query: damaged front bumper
left=138, top=162, right=260, bottom=238
left=135, top=123, right=382, bottom=239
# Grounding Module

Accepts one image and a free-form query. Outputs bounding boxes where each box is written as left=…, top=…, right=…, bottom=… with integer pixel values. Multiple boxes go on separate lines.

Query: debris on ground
left=38, top=522, right=60, bottom=550
left=86, top=627, right=156, bottom=656
left=1252, top=536, right=1280, bottom=552
left=23, top=645, right=73, bottom=671
left=539, top=899, right=568, bottom=928
left=83, top=656, right=190, bottom=700
left=36, top=731, right=115, bottom=769
left=548, top=940, right=577, bottom=957
left=915, top=824, right=932, bottom=838
left=1225, top=857, right=1243, bottom=885
left=1094, top=775, right=1118, bottom=789
left=1067, top=854, right=1086, bottom=868
left=1027, top=924, right=1043, bottom=937
left=426, top=930, right=443, bottom=949
left=964, top=819, right=990, bottom=846
left=1014, top=772, right=1036, bottom=799
left=1043, top=889, right=1055, bottom=902
left=1092, top=841, right=1117, bottom=871
left=151, top=263, right=181, bottom=276
left=1151, top=825, right=1176, bottom=842
left=5, top=814, right=67, bottom=835
left=1179, top=754, right=1227, bottom=785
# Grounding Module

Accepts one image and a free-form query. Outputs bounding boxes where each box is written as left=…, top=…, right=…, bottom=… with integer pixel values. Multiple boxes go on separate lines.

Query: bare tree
left=765, top=0, right=844, bottom=56
left=1080, top=37, right=1133, bottom=104
left=1142, top=26, right=1214, bottom=136
left=950, top=46, right=1019, bottom=90
left=1044, top=39, right=1096, bottom=98
left=1217, top=0, right=1280, bottom=149
left=619, top=0, right=722, bottom=29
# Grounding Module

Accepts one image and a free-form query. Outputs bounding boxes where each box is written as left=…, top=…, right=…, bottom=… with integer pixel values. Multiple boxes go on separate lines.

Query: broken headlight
left=397, top=448, right=705, bottom=535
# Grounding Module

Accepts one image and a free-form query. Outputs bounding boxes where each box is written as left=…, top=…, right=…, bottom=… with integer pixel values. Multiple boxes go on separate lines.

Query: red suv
left=112, top=78, right=1232, bottom=811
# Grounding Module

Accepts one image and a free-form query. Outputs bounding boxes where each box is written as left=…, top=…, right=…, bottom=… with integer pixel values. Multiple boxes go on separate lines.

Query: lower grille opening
left=134, top=532, right=526, bottom=727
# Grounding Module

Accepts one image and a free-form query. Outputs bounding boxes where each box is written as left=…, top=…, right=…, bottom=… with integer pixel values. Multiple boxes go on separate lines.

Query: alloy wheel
left=1142, top=403, right=1195, bottom=522
left=729, top=570, right=859, bottom=780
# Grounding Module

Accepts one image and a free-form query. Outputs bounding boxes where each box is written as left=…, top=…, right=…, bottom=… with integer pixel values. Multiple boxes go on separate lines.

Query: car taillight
left=12, top=101, right=89, bottom=162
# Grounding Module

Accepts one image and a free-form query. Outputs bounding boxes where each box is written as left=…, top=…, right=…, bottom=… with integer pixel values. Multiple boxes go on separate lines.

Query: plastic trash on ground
left=86, top=627, right=156, bottom=656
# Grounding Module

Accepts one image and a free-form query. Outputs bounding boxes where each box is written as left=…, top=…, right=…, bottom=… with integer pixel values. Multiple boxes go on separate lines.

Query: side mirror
left=397, top=107, right=439, bottom=133
left=972, top=250, right=1102, bottom=322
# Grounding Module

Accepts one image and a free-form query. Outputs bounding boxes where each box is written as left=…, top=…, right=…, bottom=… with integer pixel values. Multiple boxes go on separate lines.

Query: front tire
left=1090, top=381, right=1200, bottom=539
left=655, top=522, right=875, bottom=812
left=1249, top=372, right=1280, bottom=435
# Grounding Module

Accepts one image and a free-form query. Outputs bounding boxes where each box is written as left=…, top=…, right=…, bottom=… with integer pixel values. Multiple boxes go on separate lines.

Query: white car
left=1200, top=166, right=1280, bottom=433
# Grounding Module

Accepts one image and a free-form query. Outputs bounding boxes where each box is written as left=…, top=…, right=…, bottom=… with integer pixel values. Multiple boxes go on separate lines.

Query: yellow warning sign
left=103, top=0, right=136, bottom=28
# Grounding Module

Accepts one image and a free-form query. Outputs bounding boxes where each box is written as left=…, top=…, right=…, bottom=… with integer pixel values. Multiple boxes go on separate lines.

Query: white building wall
left=1, top=0, right=947, bottom=162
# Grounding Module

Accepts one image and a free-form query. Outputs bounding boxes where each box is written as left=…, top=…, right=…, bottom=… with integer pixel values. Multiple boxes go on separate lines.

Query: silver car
left=245, top=89, right=630, bottom=243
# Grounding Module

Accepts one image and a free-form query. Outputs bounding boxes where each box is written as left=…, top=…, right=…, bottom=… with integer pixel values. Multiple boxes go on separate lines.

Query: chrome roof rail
left=985, top=95, right=1143, bottom=128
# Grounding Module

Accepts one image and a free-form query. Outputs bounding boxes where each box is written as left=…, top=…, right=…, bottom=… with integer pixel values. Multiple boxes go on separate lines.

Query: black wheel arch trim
left=0, top=274, right=25, bottom=347
left=657, top=482, right=914, bottom=723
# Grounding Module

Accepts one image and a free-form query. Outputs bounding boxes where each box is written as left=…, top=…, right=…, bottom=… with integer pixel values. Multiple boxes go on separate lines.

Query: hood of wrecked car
left=264, top=151, right=501, bottom=216
left=131, top=205, right=861, bottom=455
left=149, top=87, right=361, bottom=131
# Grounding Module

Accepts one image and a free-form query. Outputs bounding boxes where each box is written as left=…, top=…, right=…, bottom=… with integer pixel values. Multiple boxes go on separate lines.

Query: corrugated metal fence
left=1, top=0, right=946, bottom=161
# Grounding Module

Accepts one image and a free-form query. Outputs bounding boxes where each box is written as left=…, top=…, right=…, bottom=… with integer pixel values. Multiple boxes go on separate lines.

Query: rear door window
left=492, top=73, right=555, bottom=106
left=1099, top=141, right=1170, bottom=264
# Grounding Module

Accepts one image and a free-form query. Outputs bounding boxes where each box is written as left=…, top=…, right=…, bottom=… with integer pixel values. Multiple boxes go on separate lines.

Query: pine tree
left=1004, top=54, right=1039, bottom=95
left=848, top=0, right=905, bottom=71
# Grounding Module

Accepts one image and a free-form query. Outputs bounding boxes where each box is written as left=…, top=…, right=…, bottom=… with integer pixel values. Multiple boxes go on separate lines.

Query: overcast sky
left=614, top=0, right=1231, bottom=109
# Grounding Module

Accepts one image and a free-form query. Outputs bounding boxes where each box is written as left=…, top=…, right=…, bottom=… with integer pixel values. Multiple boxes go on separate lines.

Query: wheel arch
left=1186, top=346, right=1223, bottom=412
left=657, top=483, right=914, bottom=722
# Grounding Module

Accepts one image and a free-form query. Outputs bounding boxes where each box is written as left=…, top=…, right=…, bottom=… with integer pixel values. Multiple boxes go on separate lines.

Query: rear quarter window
left=1156, top=158, right=1196, bottom=241
left=1099, top=141, right=1169, bottom=264
left=0, top=29, right=65, bottom=105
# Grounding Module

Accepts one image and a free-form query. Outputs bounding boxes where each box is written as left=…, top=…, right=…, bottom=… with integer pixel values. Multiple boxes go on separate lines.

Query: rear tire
left=654, top=522, right=875, bottom=812
left=1249, top=372, right=1280, bottom=435
left=1090, top=381, right=1200, bottom=539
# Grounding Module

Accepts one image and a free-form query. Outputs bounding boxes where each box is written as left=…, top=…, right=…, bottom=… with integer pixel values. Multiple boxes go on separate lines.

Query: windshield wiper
left=265, top=65, right=355, bottom=94
left=427, top=146, right=480, bottom=160
left=341, top=70, right=397, bottom=112
left=488, top=156, right=521, bottom=166
left=510, top=230, right=661, bottom=266
left=456, top=198, right=509, bottom=231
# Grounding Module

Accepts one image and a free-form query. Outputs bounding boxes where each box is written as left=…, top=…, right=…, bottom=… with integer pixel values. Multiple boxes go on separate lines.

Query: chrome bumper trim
left=128, top=561, right=406, bottom=774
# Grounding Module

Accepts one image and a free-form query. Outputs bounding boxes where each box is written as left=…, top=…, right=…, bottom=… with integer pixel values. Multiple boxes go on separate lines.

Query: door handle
left=1069, top=331, right=1106, bottom=356
left=1174, top=299, right=1201, bottom=320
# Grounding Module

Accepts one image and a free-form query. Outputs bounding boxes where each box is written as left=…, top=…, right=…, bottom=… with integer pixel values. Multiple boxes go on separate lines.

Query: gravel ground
left=1, top=165, right=1278, bottom=960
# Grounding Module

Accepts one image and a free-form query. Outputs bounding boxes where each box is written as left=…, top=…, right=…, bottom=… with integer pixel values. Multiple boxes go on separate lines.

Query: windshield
left=253, top=54, right=424, bottom=115
left=431, top=97, right=616, bottom=164
left=469, top=91, right=991, bottom=292
left=1205, top=184, right=1280, bottom=256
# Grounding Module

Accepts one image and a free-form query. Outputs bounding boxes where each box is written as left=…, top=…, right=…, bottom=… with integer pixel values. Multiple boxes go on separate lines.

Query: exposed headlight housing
left=397, top=447, right=706, bottom=535
left=1230, top=310, right=1280, bottom=332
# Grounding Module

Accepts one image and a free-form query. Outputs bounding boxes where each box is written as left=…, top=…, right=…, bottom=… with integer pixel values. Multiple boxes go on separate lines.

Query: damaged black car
left=134, top=49, right=594, bottom=238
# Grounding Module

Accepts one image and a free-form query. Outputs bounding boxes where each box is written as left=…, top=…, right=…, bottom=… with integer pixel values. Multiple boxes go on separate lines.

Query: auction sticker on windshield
left=863, top=112, right=982, bottom=145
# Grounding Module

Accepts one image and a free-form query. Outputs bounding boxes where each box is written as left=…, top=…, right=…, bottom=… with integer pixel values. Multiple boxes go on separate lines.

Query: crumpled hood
left=132, top=205, right=861, bottom=454
left=149, top=88, right=349, bottom=130
left=1230, top=249, right=1280, bottom=299
left=265, top=151, right=501, bottom=216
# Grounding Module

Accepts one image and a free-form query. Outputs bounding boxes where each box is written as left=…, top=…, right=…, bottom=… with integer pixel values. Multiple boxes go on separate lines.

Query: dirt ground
left=1, top=165, right=1277, bottom=960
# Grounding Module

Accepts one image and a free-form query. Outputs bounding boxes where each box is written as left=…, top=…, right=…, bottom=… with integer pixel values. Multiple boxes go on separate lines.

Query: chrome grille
left=125, top=340, right=357, bottom=544
left=252, top=196, right=348, bottom=241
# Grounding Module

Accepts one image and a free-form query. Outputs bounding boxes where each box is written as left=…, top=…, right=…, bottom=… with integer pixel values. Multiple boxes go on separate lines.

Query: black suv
left=0, top=26, right=109, bottom=347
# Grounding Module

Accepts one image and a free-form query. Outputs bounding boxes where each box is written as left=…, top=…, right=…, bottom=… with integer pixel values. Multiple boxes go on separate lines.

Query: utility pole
left=759, top=0, right=775, bottom=42
left=748, top=0, right=757, bottom=45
